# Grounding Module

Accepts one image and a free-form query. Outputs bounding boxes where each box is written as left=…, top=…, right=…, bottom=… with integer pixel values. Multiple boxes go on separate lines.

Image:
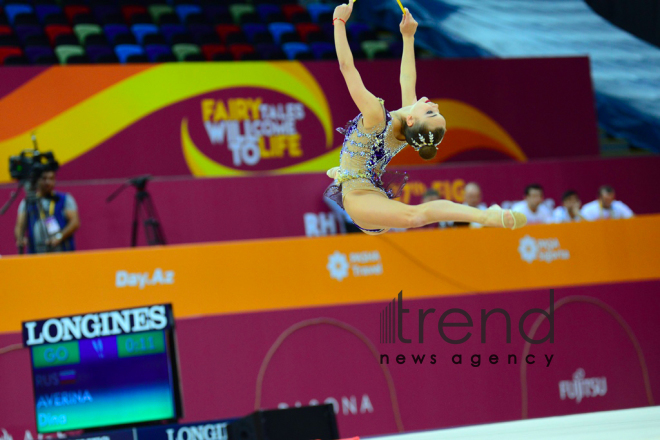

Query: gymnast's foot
left=485, top=205, right=527, bottom=230
left=326, top=167, right=340, bottom=179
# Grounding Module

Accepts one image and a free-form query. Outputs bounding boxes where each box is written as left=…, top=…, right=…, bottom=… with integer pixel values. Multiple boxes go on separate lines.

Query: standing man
left=581, top=185, right=633, bottom=220
left=15, top=171, right=80, bottom=254
left=511, top=184, right=553, bottom=225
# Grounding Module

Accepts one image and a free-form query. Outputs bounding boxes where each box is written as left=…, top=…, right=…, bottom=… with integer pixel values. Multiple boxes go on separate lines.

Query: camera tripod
left=0, top=178, right=54, bottom=254
left=106, top=175, right=166, bottom=247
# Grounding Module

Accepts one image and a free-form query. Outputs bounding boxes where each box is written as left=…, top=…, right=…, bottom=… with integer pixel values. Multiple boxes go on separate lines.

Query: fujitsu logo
left=559, top=368, right=607, bottom=403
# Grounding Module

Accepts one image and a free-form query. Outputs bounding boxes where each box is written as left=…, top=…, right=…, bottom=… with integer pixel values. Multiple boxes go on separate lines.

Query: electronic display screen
left=23, top=304, right=181, bottom=433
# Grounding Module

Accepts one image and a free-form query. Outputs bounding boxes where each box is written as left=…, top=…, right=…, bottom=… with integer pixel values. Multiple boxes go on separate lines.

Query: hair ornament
left=410, top=131, right=441, bottom=151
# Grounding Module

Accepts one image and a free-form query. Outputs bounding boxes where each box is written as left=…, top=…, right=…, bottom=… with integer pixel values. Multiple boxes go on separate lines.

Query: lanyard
left=39, top=199, right=55, bottom=219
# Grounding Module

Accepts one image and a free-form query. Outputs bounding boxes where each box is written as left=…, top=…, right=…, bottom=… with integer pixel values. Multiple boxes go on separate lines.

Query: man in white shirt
left=581, top=185, right=634, bottom=221
left=552, top=190, right=585, bottom=223
left=511, top=184, right=553, bottom=225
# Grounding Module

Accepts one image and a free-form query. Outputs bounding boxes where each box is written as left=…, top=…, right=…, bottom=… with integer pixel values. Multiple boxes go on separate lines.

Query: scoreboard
left=23, top=304, right=181, bottom=433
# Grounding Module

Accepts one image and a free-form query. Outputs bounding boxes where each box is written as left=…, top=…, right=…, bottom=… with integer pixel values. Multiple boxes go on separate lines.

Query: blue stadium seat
left=24, top=45, right=54, bottom=64
left=94, top=5, right=122, bottom=25
left=349, top=40, right=366, bottom=59
left=320, top=22, right=334, bottom=40
left=175, top=5, right=202, bottom=23
left=388, top=41, right=403, bottom=57
left=267, top=22, right=294, bottom=45
left=347, top=22, right=370, bottom=41
left=131, top=23, right=159, bottom=45
left=85, top=45, right=116, bottom=63
left=4, top=4, right=33, bottom=25
left=242, top=23, right=266, bottom=42
left=34, top=5, right=61, bottom=24
left=103, top=24, right=130, bottom=45
left=281, top=42, right=309, bottom=60
left=187, top=23, right=216, bottom=44
left=160, top=23, right=187, bottom=44
left=145, top=44, right=172, bottom=62
left=114, top=44, right=144, bottom=63
left=13, top=25, right=42, bottom=44
left=256, top=4, right=281, bottom=23
left=255, top=43, right=285, bottom=60
left=203, top=5, right=231, bottom=25
left=306, top=3, right=333, bottom=23
left=310, top=42, right=333, bottom=59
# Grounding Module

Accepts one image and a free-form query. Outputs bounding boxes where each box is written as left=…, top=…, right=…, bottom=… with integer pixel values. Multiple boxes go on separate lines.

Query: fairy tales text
left=201, top=98, right=305, bottom=166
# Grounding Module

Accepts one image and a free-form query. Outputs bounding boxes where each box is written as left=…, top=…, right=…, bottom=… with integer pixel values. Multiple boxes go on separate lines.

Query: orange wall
left=1, top=216, right=659, bottom=334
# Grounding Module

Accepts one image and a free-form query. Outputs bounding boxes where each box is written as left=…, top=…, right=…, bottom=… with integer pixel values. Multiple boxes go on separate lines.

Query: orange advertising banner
left=1, top=215, right=659, bottom=334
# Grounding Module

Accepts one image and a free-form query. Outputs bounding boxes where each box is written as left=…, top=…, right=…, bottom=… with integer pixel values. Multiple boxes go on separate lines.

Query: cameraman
left=14, top=171, right=80, bottom=254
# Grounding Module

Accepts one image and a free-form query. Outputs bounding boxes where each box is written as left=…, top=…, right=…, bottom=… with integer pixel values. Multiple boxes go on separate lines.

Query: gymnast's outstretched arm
left=333, top=1, right=384, bottom=128
left=399, top=8, right=418, bottom=107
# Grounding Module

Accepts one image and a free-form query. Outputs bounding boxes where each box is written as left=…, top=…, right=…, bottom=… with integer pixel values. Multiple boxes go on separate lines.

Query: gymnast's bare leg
left=343, top=190, right=522, bottom=231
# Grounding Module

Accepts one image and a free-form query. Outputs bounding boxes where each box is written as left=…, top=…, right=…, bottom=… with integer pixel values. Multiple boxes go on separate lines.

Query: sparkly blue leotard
left=324, top=99, right=409, bottom=233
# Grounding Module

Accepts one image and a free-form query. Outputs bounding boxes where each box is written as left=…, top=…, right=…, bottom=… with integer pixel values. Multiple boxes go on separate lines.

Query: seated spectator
left=552, top=190, right=584, bottom=223
left=511, top=184, right=552, bottom=225
left=419, top=188, right=442, bottom=229
left=455, top=182, right=487, bottom=228
left=581, top=185, right=634, bottom=220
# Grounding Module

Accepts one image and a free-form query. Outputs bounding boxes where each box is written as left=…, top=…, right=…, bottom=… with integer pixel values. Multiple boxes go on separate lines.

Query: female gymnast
left=324, top=2, right=527, bottom=235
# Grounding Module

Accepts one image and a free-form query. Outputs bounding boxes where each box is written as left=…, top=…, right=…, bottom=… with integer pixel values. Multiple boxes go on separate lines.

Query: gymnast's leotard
left=324, top=99, right=409, bottom=234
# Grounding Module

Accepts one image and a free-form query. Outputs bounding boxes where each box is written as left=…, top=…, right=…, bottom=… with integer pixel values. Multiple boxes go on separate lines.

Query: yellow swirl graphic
left=0, top=63, right=333, bottom=183
left=181, top=119, right=242, bottom=176
left=436, top=99, right=526, bottom=161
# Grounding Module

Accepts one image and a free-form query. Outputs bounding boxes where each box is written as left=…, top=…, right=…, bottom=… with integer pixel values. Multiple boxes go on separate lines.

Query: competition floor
left=369, top=406, right=660, bottom=440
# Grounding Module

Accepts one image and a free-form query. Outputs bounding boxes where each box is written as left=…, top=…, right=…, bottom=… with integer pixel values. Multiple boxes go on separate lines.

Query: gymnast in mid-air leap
left=324, top=1, right=527, bottom=234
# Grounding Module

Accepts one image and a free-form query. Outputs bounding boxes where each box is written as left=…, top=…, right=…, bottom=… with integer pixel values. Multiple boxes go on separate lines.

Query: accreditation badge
left=44, top=217, right=61, bottom=235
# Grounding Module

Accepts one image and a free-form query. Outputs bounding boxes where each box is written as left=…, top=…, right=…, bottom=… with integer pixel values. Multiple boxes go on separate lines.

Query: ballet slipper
left=487, top=204, right=527, bottom=230
left=502, top=209, right=527, bottom=230
left=327, top=167, right=339, bottom=179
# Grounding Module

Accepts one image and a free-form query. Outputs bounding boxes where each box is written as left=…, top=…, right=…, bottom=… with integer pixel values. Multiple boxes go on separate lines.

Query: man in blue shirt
left=14, top=171, right=80, bottom=254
